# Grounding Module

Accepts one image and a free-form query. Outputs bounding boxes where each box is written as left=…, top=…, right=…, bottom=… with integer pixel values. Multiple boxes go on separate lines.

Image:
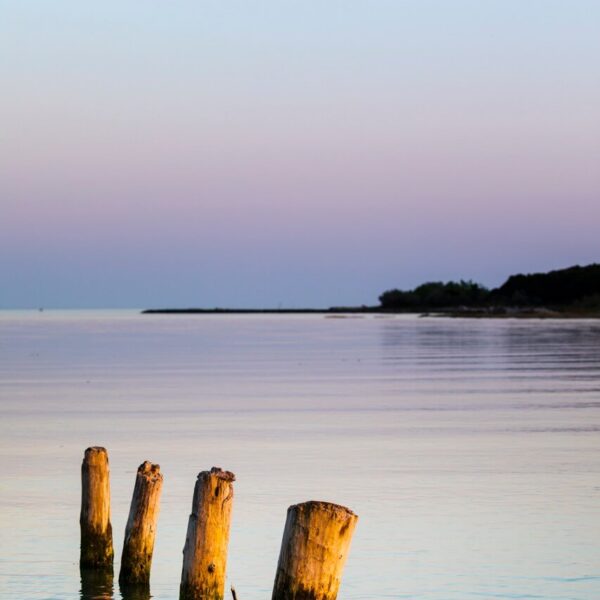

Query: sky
left=1, top=1, right=599, bottom=308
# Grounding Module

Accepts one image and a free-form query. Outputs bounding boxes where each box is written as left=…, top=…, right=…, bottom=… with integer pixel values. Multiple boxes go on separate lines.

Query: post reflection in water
left=119, top=583, right=152, bottom=600
left=80, top=567, right=114, bottom=600
left=2, top=313, right=599, bottom=600
left=80, top=567, right=152, bottom=600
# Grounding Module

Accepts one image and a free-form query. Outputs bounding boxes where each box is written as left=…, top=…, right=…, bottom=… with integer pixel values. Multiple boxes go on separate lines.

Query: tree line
left=378, top=263, right=600, bottom=310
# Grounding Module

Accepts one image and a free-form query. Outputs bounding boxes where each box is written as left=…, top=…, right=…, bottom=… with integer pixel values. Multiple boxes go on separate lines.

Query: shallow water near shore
left=0, top=311, right=599, bottom=600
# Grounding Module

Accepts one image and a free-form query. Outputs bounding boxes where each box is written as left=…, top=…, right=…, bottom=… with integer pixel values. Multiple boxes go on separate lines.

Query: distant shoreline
left=142, top=264, right=600, bottom=318
left=141, top=307, right=378, bottom=315
left=141, top=307, right=600, bottom=318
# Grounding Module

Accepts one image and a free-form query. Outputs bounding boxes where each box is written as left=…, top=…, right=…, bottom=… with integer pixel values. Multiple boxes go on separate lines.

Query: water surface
left=0, top=311, right=599, bottom=599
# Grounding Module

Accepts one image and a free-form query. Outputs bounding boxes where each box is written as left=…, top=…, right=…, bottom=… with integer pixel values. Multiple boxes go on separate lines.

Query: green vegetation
left=378, top=263, right=600, bottom=314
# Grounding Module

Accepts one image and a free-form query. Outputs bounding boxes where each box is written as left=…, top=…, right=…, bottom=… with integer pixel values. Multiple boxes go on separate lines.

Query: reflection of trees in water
left=80, top=568, right=151, bottom=600
left=80, top=567, right=113, bottom=600
left=491, top=323, right=600, bottom=380
left=379, top=319, right=493, bottom=357
left=380, top=319, right=600, bottom=364
left=500, top=322, right=600, bottom=350
left=379, top=319, right=600, bottom=403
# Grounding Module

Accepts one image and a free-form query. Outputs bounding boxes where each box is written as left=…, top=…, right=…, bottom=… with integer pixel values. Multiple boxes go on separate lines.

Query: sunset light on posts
left=119, top=461, right=163, bottom=587
left=271, top=501, right=358, bottom=600
left=80, top=447, right=114, bottom=569
left=180, top=467, right=236, bottom=600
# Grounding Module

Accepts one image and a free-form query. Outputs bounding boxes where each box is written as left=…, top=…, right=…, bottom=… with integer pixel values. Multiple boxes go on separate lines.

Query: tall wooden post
left=80, top=446, right=114, bottom=568
left=271, top=501, right=358, bottom=600
left=119, top=461, right=164, bottom=586
left=180, top=467, right=235, bottom=600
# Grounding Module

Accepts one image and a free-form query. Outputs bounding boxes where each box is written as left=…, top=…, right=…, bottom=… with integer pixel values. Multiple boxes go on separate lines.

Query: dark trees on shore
left=379, top=280, right=489, bottom=309
left=379, top=263, right=600, bottom=310
left=491, top=263, right=600, bottom=307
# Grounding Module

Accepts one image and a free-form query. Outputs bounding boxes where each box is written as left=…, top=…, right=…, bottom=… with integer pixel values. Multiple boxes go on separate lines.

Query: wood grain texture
left=271, top=501, right=358, bottom=600
left=180, top=467, right=235, bottom=600
left=119, top=461, right=163, bottom=586
left=80, top=447, right=114, bottom=568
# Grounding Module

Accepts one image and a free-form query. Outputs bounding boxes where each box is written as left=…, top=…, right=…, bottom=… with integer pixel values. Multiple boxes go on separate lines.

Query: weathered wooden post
left=119, top=461, right=164, bottom=586
left=180, top=467, right=236, bottom=600
left=80, top=446, right=114, bottom=568
left=271, top=501, right=358, bottom=600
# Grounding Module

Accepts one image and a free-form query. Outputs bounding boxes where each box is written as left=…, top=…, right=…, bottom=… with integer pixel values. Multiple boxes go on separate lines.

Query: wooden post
left=180, top=467, right=235, bottom=600
left=119, top=461, right=164, bottom=586
left=80, top=446, right=114, bottom=568
left=271, top=501, right=358, bottom=600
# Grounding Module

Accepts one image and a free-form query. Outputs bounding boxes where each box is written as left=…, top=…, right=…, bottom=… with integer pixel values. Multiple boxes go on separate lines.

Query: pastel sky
left=2, top=1, right=599, bottom=308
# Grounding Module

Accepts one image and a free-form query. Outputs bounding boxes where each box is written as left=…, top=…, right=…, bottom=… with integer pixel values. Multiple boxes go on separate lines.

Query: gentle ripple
left=0, top=311, right=599, bottom=599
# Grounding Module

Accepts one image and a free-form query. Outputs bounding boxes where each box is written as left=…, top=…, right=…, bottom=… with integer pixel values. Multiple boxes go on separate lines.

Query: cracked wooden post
left=180, top=467, right=235, bottom=600
left=119, top=461, right=164, bottom=587
left=80, top=446, right=114, bottom=569
left=271, top=501, right=358, bottom=600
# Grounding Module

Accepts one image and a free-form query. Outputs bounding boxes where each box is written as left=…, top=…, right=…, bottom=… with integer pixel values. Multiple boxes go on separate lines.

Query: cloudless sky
left=1, top=1, right=599, bottom=308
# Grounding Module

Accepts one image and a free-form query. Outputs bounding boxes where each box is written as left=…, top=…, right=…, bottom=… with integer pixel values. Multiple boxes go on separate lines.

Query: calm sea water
left=0, top=311, right=599, bottom=600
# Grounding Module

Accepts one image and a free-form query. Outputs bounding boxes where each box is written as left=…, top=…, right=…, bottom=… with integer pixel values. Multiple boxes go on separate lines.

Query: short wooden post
left=80, top=446, right=114, bottom=568
left=180, top=467, right=236, bottom=600
left=271, top=501, right=358, bottom=600
left=119, top=461, right=164, bottom=586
